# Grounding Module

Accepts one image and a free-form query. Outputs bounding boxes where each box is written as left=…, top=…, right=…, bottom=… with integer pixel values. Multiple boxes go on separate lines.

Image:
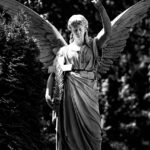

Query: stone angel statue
left=1, top=0, right=150, bottom=150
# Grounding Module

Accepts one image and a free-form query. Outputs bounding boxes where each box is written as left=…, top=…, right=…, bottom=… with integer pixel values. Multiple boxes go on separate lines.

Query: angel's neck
left=73, top=40, right=84, bottom=47
left=72, top=42, right=83, bottom=48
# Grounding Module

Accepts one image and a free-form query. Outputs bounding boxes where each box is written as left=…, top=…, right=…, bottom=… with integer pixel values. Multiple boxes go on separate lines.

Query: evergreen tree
left=0, top=9, right=46, bottom=150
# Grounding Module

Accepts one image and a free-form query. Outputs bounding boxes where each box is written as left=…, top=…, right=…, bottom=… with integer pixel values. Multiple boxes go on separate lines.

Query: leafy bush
left=0, top=10, right=45, bottom=150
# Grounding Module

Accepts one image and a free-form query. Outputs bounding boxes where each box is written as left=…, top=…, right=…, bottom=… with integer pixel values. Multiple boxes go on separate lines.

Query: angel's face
left=71, top=24, right=86, bottom=44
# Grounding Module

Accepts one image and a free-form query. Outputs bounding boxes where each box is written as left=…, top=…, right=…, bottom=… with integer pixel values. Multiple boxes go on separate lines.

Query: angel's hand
left=45, top=94, right=54, bottom=108
left=91, top=0, right=103, bottom=10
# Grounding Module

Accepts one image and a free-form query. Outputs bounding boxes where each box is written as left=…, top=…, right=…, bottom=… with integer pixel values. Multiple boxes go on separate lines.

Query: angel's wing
left=96, top=0, right=150, bottom=74
left=0, top=0, right=67, bottom=68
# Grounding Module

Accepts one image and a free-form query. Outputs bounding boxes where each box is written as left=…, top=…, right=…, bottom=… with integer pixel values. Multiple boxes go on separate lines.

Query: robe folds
left=57, top=39, right=102, bottom=150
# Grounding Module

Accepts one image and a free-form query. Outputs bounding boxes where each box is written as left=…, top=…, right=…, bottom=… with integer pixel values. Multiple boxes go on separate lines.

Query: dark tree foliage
left=0, top=10, right=46, bottom=150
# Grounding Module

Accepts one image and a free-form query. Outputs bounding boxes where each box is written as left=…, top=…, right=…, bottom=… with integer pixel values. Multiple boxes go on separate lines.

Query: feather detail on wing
left=96, top=0, right=150, bottom=74
left=0, top=0, right=67, bottom=68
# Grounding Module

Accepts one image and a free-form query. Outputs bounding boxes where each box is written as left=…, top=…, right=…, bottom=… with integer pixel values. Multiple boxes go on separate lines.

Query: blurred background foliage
left=0, top=0, right=150, bottom=150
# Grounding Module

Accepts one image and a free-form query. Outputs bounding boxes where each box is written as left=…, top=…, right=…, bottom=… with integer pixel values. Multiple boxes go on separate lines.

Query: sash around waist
left=71, top=70, right=95, bottom=80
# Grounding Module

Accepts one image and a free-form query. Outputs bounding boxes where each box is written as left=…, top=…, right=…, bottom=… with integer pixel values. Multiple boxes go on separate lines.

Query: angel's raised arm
left=92, top=0, right=111, bottom=49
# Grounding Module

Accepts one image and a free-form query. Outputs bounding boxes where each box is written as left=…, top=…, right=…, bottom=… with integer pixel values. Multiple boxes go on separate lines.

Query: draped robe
left=57, top=39, right=102, bottom=150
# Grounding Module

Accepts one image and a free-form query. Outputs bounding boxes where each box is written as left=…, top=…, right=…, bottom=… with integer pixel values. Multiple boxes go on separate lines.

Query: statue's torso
left=64, top=41, right=95, bottom=71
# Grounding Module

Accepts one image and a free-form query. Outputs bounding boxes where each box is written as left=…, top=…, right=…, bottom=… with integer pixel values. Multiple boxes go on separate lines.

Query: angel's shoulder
left=56, top=45, right=69, bottom=56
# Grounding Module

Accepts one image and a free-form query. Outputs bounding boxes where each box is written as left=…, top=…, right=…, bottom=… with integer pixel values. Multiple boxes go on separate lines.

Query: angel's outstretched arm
left=92, top=0, right=111, bottom=49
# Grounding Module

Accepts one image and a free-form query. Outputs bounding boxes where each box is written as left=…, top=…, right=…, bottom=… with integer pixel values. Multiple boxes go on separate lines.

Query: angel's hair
left=67, top=14, right=88, bottom=30
left=67, top=14, right=89, bottom=44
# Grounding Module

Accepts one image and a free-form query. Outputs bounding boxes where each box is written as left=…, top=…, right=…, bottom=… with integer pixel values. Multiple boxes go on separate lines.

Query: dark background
left=0, top=0, right=150, bottom=150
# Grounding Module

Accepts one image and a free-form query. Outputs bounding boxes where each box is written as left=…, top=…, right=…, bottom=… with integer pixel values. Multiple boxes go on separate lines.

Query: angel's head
left=67, top=14, right=89, bottom=44
left=68, top=14, right=88, bottom=30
